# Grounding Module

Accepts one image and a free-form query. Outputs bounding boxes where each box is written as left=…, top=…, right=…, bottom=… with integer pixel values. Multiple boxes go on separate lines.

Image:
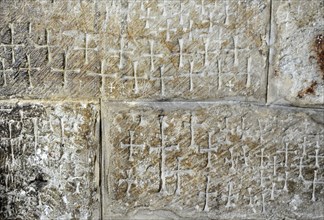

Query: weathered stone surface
left=103, top=102, right=324, bottom=219
left=0, top=0, right=269, bottom=101
left=0, top=102, right=100, bottom=219
left=1, top=0, right=324, bottom=219
left=268, top=0, right=324, bottom=107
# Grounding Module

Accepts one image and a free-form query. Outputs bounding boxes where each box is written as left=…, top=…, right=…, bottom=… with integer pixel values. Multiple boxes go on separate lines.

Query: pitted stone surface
left=0, top=0, right=269, bottom=101
left=0, top=102, right=100, bottom=219
left=103, top=102, right=324, bottom=219
left=268, top=0, right=324, bottom=107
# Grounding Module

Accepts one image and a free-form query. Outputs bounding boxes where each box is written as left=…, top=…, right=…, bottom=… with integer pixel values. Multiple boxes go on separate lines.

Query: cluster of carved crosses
left=0, top=104, right=98, bottom=218
left=0, top=105, right=93, bottom=191
left=117, top=113, right=323, bottom=212
left=0, top=0, right=260, bottom=96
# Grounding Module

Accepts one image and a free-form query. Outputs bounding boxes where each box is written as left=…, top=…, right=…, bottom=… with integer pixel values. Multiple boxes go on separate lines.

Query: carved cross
left=140, top=8, right=155, bottom=29
left=224, top=181, right=238, bottom=208
left=34, top=29, right=56, bottom=64
left=74, top=33, right=98, bottom=64
left=308, top=141, right=324, bottom=168
left=143, top=40, right=163, bottom=72
left=172, top=39, right=193, bottom=68
left=122, top=61, right=147, bottom=94
left=150, top=65, right=173, bottom=96
left=51, top=50, right=81, bottom=88
left=166, top=157, right=193, bottom=195
left=106, top=34, right=134, bottom=69
left=18, top=54, right=40, bottom=89
left=179, top=60, right=205, bottom=92
left=188, top=112, right=203, bottom=153
left=158, top=19, right=176, bottom=42
left=199, top=132, right=218, bottom=168
left=149, top=115, right=180, bottom=194
left=0, top=59, right=12, bottom=87
left=199, top=175, right=217, bottom=212
left=311, top=170, right=324, bottom=202
left=223, top=36, right=250, bottom=66
left=120, top=130, right=145, bottom=162
left=87, top=60, right=117, bottom=96
left=118, top=169, right=137, bottom=197
left=0, top=23, right=25, bottom=64
left=276, top=142, right=297, bottom=168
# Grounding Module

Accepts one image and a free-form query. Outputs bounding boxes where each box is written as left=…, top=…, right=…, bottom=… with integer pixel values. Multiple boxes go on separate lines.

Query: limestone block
left=268, top=0, right=324, bottom=107
left=0, top=102, right=100, bottom=219
left=103, top=102, right=324, bottom=219
left=0, top=0, right=270, bottom=101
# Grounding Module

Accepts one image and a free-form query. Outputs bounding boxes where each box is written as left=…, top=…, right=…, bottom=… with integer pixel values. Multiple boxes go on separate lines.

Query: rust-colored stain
left=297, top=81, right=318, bottom=98
left=298, top=35, right=323, bottom=99
left=314, top=34, right=324, bottom=79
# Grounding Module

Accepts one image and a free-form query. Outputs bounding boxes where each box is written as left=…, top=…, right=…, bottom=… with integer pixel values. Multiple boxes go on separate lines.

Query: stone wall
left=0, top=0, right=323, bottom=219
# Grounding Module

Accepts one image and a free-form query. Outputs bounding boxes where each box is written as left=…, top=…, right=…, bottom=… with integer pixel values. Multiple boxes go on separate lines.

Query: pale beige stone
left=268, top=0, right=324, bottom=107
left=0, top=0, right=323, bottom=219
left=0, top=0, right=270, bottom=101
left=103, top=102, right=324, bottom=219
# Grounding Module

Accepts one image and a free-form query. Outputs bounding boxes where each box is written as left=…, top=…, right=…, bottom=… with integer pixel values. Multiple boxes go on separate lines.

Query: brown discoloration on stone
left=314, top=34, right=324, bottom=79
left=297, top=81, right=318, bottom=98
left=269, top=0, right=323, bottom=107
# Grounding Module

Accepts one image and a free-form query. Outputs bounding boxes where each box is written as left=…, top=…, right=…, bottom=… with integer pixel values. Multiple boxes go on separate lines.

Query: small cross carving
left=0, top=23, right=25, bottom=64
left=18, top=54, right=40, bottom=89
left=199, top=175, right=217, bottom=212
left=87, top=60, right=117, bottom=96
left=120, top=130, right=145, bottom=162
left=118, top=169, right=137, bottom=197
left=51, top=50, right=81, bottom=88
left=0, top=59, right=12, bottom=87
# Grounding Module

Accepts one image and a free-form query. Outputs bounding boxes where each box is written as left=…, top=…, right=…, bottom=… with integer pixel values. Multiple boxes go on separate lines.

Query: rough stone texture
left=268, top=0, right=324, bottom=107
left=0, top=102, right=100, bottom=219
left=0, top=0, right=269, bottom=102
left=0, top=0, right=323, bottom=219
left=103, top=102, right=324, bottom=219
